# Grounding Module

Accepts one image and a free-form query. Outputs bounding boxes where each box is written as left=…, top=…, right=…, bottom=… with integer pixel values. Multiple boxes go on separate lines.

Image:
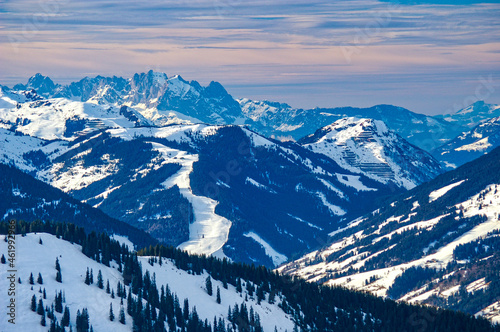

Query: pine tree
left=97, top=270, right=103, bottom=289
left=29, top=272, right=34, bottom=285
left=55, top=291, right=63, bottom=313
left=106, top=280, right=110, bottom=294
left=49, top=318, right=56, bottom=332
left=126, top=289, right=133, bottom=315
left=216, top=286, right=221, bottom=304
left=31, top=295, right=37, bottom=311
left=40, top=310, right=46, bottom=327
left=90, top=269, right=94, bottom=284
left=109, top=303, right=114, bottom=321
left=56, top=270, right=62, bottom=283
left=236, top=278, right=242, bottom=293
left=39, top=237, right=43, bottom=245
left=268, top=289, right=276, bottom=304
left=43, top=288, right=46, bottom=299
left=119, top=306, right=126, bottom=324
left=183, top=298, right=190, bottom=321
left=62, top=306, right=70, bottom=327
left=0, top=254, right=5, bottom=264
left=246, top=281, right=254, bottom=296
left=76, top=308, right=90, bottom=332
left=55, top=258, right=61, bottom=272
left=85, top=268, right=90, bottom=285
left=37, top=298, right=44, bottom=315
left=37, top=272, right=43, bottom=284
left=206, top=276, right=213, bottom=296
left=222, top=276, right=228, bottom=289
left=257, top=285, right=265, bottom=304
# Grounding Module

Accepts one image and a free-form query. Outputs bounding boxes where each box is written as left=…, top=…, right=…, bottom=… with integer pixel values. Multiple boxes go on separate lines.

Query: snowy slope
left=299, top=118, right=443, bottom=189
left=0, top=94, right=150, bottom=141
left=435, top=101, right=500, bottom=131
left=278, top=147, right=500, bottom=322
left=433, top=116, right=500, bottom=169
left=1, top=120, right=396, bottom=267
left=0, top=233, right=294, bottom=331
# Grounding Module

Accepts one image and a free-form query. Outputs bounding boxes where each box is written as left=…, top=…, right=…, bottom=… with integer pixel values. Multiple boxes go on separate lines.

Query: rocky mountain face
left=435, top=101, right=500, bottom=131
left=278, top=146, right=500, bottom=323
left=239, top=99, right=463, bottom=151
left=299, top=118, right=443, bottom=189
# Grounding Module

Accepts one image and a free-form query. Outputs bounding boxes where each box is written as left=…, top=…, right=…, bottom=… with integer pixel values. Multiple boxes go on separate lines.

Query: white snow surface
left=245, top=177, right=277, bottom=194
left=429, top=180, right=466, bottom=202
left=278, top=183, right=500, bottom=324
left=304, top=118, right=429, bottom=189
left=335, top=173, right=377, bottom=192
left=110, top=235, right=135, bottom=251
left=455, top=138, right=492, bottom=152
left=0, top=233, right=295, bottom=331
left=153, top=141, right=232, bottom=258
left=243, top=232, right=288, bottom=266
left=0, top=97, right=147, bottom=141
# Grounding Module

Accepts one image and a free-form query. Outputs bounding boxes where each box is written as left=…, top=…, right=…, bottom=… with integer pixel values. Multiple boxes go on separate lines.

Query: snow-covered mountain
left=1, top=79, right=448, bottom=267
left=239, top=99, right=464, bottom=151
left=0, top=72, right=485, bottom=268
left=0, top=117, right=398, bottom=268
left=12, top=71, right=242, bottom=127
left=11, top=73, right=500, bottom=153
left=434, top=101, right=500, bottom=131
left=298, top=118, right=443, bottom=189
left=432, top=116, right=500, bottom=169
left=278, top=146, right=500, bottom=323
left=1, top=229, right=495, bottom=331
left=0, top=232, right=295, bottom=332
left=0, top=163, right=157, bottom=249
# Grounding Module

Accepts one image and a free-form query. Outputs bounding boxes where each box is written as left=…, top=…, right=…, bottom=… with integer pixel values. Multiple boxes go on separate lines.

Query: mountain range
left=7, top=72, right=500, bottom=155
left=0, top=75, right=448, bottom=268
left=2, top=71, right=500, bottom=328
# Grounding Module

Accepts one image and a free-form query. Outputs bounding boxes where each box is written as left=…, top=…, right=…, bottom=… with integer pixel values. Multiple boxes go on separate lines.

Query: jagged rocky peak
left=27, top=73, right=56, bottom=91
left=204, top=80, right=230, bottom=98
left=12, top=73, right=58, bottom=96
left=128, top=70, right=170, bottom=105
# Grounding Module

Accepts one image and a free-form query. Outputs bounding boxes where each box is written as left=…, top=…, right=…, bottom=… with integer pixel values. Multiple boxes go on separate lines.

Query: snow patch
left=244, top=232, right=287, bottom=266
left=429, top=180, right=466, bottom=203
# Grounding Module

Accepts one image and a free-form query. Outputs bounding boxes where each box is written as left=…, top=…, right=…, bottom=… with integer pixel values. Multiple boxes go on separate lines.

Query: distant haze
left=0, top=0, right=499, bottom=115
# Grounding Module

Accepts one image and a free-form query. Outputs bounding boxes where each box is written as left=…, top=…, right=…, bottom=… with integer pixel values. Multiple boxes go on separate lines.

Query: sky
left=0, top=0, right=499, bottom=115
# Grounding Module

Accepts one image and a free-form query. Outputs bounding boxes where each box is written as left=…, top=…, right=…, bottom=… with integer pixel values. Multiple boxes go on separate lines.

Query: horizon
left=1, top=0, right=499, bottom=115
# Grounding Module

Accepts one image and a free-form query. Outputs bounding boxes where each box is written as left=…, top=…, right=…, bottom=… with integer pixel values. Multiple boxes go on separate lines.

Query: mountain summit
left=299, top=118, right=443, bottom=189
